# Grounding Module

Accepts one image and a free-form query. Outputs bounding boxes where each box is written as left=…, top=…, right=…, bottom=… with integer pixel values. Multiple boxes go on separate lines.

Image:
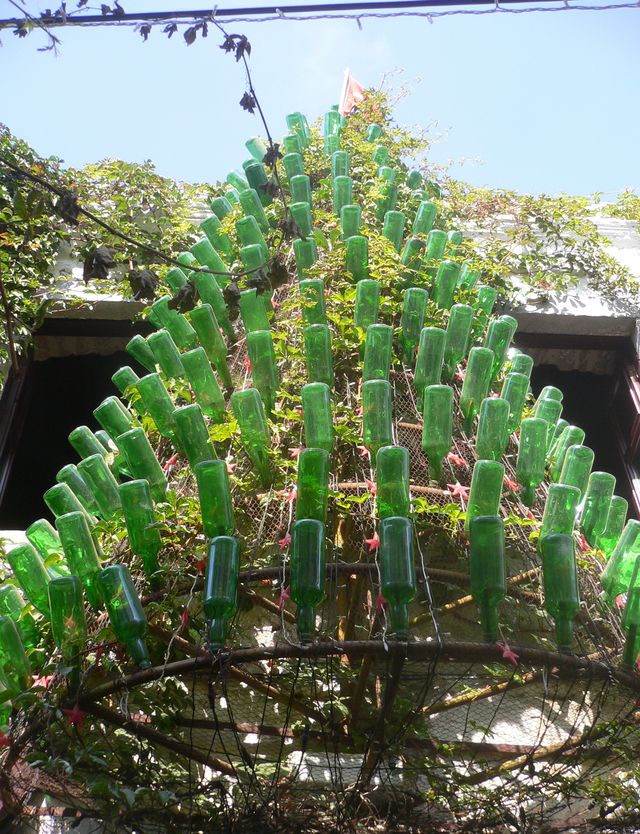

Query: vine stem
left=0, top=261, right=19, bottom=373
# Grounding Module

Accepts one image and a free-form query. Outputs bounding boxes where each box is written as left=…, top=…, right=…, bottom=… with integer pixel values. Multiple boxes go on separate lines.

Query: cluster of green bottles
left=0, top=103, right=637, bottom=717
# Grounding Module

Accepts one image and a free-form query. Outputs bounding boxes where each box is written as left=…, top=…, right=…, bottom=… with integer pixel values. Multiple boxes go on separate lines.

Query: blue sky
left=2, top=0, right=640, bottom=196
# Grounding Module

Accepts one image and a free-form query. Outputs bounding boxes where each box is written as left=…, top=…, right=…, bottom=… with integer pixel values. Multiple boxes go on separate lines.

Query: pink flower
left=226, top=460, right=237, bottom=475
left=376, top=592, right=386, bottom=613
left=278, top=586, right=290, bottom=611
left=289, top=447, right=302, bottom=459
left=364, top=532, right=380, bottom=552
left=357, top=445, right=370, bottom=460
left=63, top=705, right=89, bottom=729
left=503, top=477, right=520, bottom=493
left=163, top=453, right=179, bottom=473
left=179, top=607, right=190, bottom=633
left=447, top=452, right=466, bottom=468
left=446, top=482, right=470, bottom=501
left=244, top=356, right=252, bottom=374
left=365, top=479, right=377, bottom=496
left=278, top=532, right=292, bottom=549
left=285, top=487, right=297, bottom=504
left=497, top=642, right=519, bottom=666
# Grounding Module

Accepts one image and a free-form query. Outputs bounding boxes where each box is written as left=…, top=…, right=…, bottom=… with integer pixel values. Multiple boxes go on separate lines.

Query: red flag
left=339, top=68, right=365, bottom=117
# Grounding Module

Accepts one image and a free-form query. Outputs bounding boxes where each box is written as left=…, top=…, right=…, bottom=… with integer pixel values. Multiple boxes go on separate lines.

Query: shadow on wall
left=0, top=351, right=145, bottom=529
left=530, top=365, right=633, bottom=514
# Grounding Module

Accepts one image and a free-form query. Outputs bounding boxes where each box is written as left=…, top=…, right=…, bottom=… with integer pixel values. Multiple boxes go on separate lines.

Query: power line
left=1, top=0, right=638, bottom=30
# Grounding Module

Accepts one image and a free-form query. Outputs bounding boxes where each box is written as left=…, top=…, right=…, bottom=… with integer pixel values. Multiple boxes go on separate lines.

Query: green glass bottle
left=534, top=386, right=563, bottom=410
left=424, top=229, right=448, bottom=274
left=119, top=480, right=162, bottom=581
left=136, top=373, right=177, bottom=440
left=376, top=446, right=410, bottom=519
left=354, top=279, right=380, bottom=332
left=299, top=279, right=326, bottom=326
left=366, top=124, right=382, bottom=142
left=195, top=459, right=235, bottom=538
left=378, top=165, right=395, bottom=183
left=540, top=484, right=580, bottom=542
left=597, top=495, right=627, bottom=558
left=465, top=461, right=505, bottom=536
left=174, top=405, right=215, bottom=469
left=204, top=535, right=239, bottom=648
left=239, top=188, right=269, bottom=232
left=341, top=204, right=361, bottom=240
left=246, top=135, right=267, bottom=160
left=301, top=383, right=334, bottom=454
left=475, top=285, right=498, bottom=317
left=210, top=196, right=232, bottom=220
left=422, top=385, right=453, bottom=481
left=434, top=260, right=461, bottom=310
left=283, top=152, right=304, bottom=180
left=286, top=112, right=309, bottom=145
left=458, top=262, right=480, bottom=290
left=290, top=201, right=313, bottom=239
left=25, top=518, right=65, bottom=570
left=325, top=134, right=340, bottom=155
left=192, top=272, right=235, bottom=342
left=372, top=145, right=388, bottom=165
left=200, top=214, right=234, bottom=259
left=290, top=173, right=312, bottom=208
left=484, top=319, right=513, bottom=382
left=231, top=389, right=271, bottom=487
left=283, top=133, right=303, bottom=155
left=295, top=448, right=330, bottom=523
left=176, top=251, right=199, bottom=275
left=126, top=334, right=157, bottom=373
left=6, top=543, right=50, bottom=616
left=459, top=347, right=494, bottom=434
left=581, top=471, right=615, bottom=547
left=476, top=398, right=509, bottom=461
left=406, top=169, right=423, bottom=190
left=535, top=397, right=563, bottom=451
left=0, top=586, right=39, bottom=649
left=98, top=565, right=151, bottom=668
left=441, top=306, right=474, bottom=384
left=621, top=556, right=640, bottom=669
left=383, top=210, right=405, bottom=252
left=510, top=352, right=534, bottom=378
left=547, top=420, right=570, bottom=461
left=56, top=464, right=99, bottom=516
left=500, top=371, right=529, bottom=433
left=117, top=428, right=167, bottom=503
left=165, top=264, right=187, bottom=290
left=49, top=575, right=87, bottom=665
left=540, top=533, right=580, bottom=652
left=188, top=304, right=233, bottom=391
left=345, top=235, right=369, bottom=281
left=549, top=426, right=585, bottom=478
left=414, top=327, right=446, bottom=409
left=363, top=324, right=393, bottom=382
left=148, top=297, right=198, bottom=348
left=93, top=396, right=136, bottom=443
left=290, top=519, right=325, bottom=642
left=146, top=330, right=185, bottom=380
left=379, top=516, right=416, bottom=640
left=362, top=379, right=393, bottom=456
left=226, top=169, right=249, bottom=192
left=0, top=617, right=31, bottom=692
left=293, top=238, right=318, bottom=280
left=516, top=417, right=547, bottom=507
left=333, top=175, right=352, bottom=217
left=246, top=330, right=280, bottom=413
left=77, top=454, right=122, bottom=520
left=304, top=324, right=334, bottom=387
left=181, top=348, right=225, bottom=424
left=469, top=515, right=506, bottom=641
left=399, top=237, right=425, bottom=286
left=244, top=162, right=272, bottom=207
left=400, top=287, right=428, bottom=366
left=331, top=150, right=349, bottom=179
left=235, top=216, right=268, bottom=261
left=44, top=482, right=95, bottom=525
left=412, top=201, right=436, bottom=235
left=558, top=444, right=594, bottom=501
left=56, top=511, right=102, bottom=609
left=601, top=520, right=640, bottom=605
left=112, top=365, right=140, bottom=399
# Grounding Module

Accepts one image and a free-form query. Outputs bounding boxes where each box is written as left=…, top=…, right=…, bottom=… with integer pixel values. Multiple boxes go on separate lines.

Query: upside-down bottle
left=93, top=396, right=136, bottom=443
left=442, top=304, right=474, bottom=382
left=6, top=543, right=51, bottom=617
left=239, top=288, right=270, bottom=333
left=414, top=327, right=446, bottom=409
left=621, top=556, right=640, bottom=669
left=459, top=347, right=494, bottom=434
left=434, top=260, right=461, bottom=310
left=0, top=617, right=31, bottom=693
left=147, top=330, right=185, bottom=380
left=345, top=235, right=369, bottom=281
left=412, top=201, right=436, bottom=235
left=469, top=515, right=506, bottom=641
left=188, top=304, right=233, bottom=391
left=295, top=448, right=330, bottom=523
left=601, top=520, right=640, bottom=605
left=540, top=533, right=580, bottom=653
left=476, top=397, right=510, bottom=462
left=380, top=516, right=416, bottom=641
left=539, top=484, right=580, bottom=543
left=301, top=382, right=334, bottom=454
left=516, top=417, right=547, bottom=507
left=98, top=565, right=151, bottom=669
left=56, top=511, right=103, bottom=610
left=231, top=389, right=272, bottom=487
left=549, top=426, right=585, bottom=478
left=362, top=380, right=394, bottom=457
left=290, top=174, right=312, bottom=208
left=136, top=374, right=178, bottom=441
left=304, top=324, right=334, bottom=387
left=290, top=518, right=326, bottom=642
left=148, top=297, right=198, bottom=347
left=376, top=446, right=411, bottom=519
left=465, top=460, right=505, bottom=536
left=116, top=427, right=167, bottom=503
left=119, top=479, right=162, bottom=582
left=247, top=330, right=280, bottom=414
left=195, top=459, right=235, bottom=538
left=333, top=176, right=353, bottom=216
left=558, top=444, right=594, bottom=500
left=204, top=535, right=240, bottom=649
left=363, top=324, right=393, bottom=382
left=49, top=575, right=87, bottom=687
left=500, top=371, right=529, bottom=434
left=597, top=495, right=628, bottom=558
left=182, top=347, right=226, bottom=423
left=354, top=280, right=380, bottom=334
left=174, top=404, right=215, bottom=469
left=580, top=471, right=615, bottom=548
left=0, top=586, right=40, bottom=649
left=341, top=204, right=361, bottom=240
left=383, top=210, right=406, bottom=252
left=422, top=385, right=453, bottom=481
left=77, top=454, right=122, bottom=520
left=400, top=288, right=428, bottom=366
left=299, top=279, right=326, bottom=326
left=56, top=464, right=99, bottom=517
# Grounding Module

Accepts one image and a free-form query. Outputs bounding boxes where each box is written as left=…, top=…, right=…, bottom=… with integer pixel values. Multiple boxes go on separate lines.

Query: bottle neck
left=555, top=618, right=574, bottom=654
left=128, top=637, right=151, bottom=669
left=209, top=618, right=228, bottom=650
left=479, top=600, right=499, bottom=643
left=297, top=607, right=316, bottom=643
left=521, top=485, right=536, bottom=508
left=389, top=603, right=409, bottom=641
